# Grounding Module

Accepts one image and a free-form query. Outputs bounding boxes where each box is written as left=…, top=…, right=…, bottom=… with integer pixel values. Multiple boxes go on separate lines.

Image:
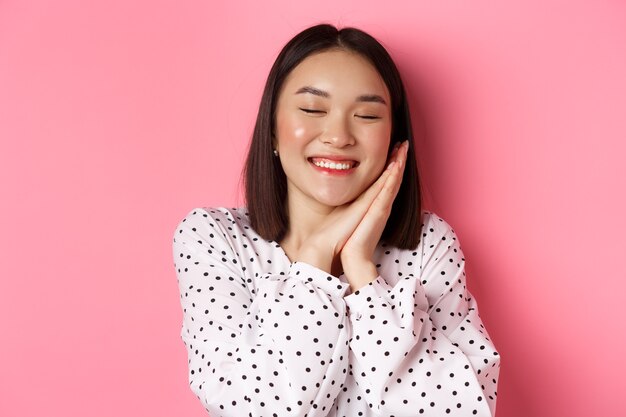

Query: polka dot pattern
left=173, top=207, right=500, bottom=416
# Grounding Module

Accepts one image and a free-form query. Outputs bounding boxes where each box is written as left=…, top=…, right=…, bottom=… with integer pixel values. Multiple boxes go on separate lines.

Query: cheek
left=363, top=125, right=391, bottom=150
left=278, top=116, right=317, bottom=147
left=363, top=127, right=392, bottom=172
left=294, top=127, right=306, bottom=139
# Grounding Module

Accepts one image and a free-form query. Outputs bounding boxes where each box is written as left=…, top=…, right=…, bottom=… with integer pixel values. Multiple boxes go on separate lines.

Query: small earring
left=273, top=149, right=279, bottom=156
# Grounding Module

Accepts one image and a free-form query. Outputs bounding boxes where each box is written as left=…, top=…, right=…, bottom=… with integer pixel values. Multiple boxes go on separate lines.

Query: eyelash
left=299, top=108, right=380, bottom=120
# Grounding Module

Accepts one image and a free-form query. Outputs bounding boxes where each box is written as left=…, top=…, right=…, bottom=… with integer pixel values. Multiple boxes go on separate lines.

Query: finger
left=374, top=142, right=408, bottom=208
left=391, top=141, right=409, bottom=192
left=356, top=145, right=400, bottom=201
left=346, top=181, right=395, bottom=249
left=352, top=140, right=406, bottom=209
left=380, top=167, right=403, bottom=209
left=395, top=140, right=408, bottom=165
left=340, top=141, right=407, bottom=220
left=351, top=167, right=392, bottom=209
left=386, top=141, right=402, bottom=167
left=336, top=142, right=408, bottom=254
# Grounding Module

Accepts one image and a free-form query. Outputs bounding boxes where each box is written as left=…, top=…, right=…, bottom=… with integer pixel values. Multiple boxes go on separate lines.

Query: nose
left=321, top=114, right=355, bottom=147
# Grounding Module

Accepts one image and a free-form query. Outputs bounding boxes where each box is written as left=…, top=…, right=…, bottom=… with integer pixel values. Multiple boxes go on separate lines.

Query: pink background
left=1, top=1, right=625, bottom=416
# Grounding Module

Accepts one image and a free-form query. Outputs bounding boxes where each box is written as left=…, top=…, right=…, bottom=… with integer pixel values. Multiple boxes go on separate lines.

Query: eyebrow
left=294, top=86, right=387, bottom=105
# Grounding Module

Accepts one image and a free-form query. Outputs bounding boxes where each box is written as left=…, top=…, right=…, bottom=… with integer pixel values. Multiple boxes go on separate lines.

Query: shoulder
left=375, top=209, right=457, bottom=262
left=418, top=210, right=465, bottom=271
left=420, top=210, right=459, bottom=244
left=174, top=206, right=250, bottom=229
left=172, top=206, right=254, bottom=245
left=380, top=210, right=457, bottom=254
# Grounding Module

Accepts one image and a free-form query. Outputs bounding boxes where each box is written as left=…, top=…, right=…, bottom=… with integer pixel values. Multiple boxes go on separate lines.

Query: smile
left=308, top=158, right=359, bottom=175
left=308, top=157, right=359, bottom=170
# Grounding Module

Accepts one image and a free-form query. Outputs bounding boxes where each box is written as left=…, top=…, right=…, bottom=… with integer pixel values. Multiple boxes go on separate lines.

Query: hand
left=294, top=140, right=408, bottom=280
left=340, top=140, right=409, bottom=290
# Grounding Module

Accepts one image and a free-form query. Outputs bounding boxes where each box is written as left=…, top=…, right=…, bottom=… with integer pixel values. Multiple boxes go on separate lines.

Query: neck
left=280, top=192, right=334, bottom=252
left=279, top=191, right=346, bottom=277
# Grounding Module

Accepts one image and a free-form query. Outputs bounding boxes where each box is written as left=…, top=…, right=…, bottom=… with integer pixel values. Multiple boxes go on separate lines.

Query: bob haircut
left=242, top=23, right=423, bottom=250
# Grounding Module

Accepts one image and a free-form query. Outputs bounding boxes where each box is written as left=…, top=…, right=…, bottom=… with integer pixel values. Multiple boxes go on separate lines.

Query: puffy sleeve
left=173, top=208, right=351, bottom=417
left=343, top=212, right=501, bottom=416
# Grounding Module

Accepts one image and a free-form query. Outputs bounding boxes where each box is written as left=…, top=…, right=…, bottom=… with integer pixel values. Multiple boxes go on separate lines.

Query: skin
left=273, top=48, right=409, bottom=292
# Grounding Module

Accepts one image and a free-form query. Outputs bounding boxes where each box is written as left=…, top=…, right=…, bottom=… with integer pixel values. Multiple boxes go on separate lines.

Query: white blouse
left=172, top=206, right=500, bottom=416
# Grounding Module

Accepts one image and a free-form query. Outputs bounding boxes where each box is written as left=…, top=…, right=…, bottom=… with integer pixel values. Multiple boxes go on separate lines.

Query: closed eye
left=299, top=108, right=324, bottom=114
left=300, top=108, right=380, bottom=119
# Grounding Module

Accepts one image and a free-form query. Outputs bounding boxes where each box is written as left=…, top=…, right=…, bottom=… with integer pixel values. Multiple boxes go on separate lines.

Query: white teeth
left=312, top=160, right=354, bottom=170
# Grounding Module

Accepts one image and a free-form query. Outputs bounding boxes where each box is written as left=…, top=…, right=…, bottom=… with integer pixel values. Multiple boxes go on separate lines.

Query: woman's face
left=274, top=49, right=392, bottom=211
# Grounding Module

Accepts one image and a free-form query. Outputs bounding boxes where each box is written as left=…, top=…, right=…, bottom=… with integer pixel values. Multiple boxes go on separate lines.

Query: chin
left=314, top=191, right=360, bottom=208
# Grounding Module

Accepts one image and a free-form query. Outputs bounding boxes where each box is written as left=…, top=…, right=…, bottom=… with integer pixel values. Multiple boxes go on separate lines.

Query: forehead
left=281, top=49, right=390, bottom=99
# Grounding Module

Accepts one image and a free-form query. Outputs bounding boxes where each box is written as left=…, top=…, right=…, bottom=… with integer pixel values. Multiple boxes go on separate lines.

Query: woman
left=173, top=23, right=500, bottom=416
